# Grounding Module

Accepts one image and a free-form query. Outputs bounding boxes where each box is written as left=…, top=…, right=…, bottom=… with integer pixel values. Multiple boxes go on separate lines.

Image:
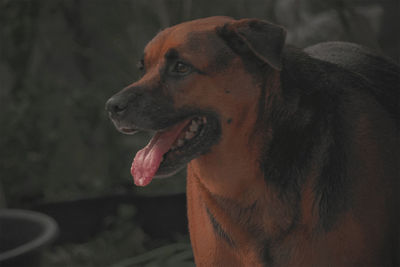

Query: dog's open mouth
left=130, top=115, right=220, bottom=186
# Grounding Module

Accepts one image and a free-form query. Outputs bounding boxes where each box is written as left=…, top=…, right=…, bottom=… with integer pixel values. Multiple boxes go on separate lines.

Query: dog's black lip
left=114, top=122, right=159, bottom=135
left=119, top=127, right=139, bottom=135
left=118, top=118, right=191, bottom=136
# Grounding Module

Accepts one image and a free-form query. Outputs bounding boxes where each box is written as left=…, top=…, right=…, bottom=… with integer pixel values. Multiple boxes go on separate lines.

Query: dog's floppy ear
left=217, top=18, right=286, bottom=70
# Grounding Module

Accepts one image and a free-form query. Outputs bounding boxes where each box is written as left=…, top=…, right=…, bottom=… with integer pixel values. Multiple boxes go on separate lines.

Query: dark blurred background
left=0, top=0, right=398, bottom=266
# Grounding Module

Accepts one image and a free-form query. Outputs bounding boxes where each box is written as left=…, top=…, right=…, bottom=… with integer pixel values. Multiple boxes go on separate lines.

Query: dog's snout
left=106, top=85, right=145, bottom=119
left=106, top=96, right=128, bottom=117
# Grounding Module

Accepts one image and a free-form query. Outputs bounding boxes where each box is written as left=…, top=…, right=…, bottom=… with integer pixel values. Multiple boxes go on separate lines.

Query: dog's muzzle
left=105, top=94, right=129, bottom=119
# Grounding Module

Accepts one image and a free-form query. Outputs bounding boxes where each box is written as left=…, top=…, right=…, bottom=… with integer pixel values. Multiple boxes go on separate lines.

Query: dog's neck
left=187, top=138, right=264, bottom=200
left=185, top=71, right=309, bottom=265
left=186, top=154, right=269, bottom=265
left=186, top=134, right=311, bottom=266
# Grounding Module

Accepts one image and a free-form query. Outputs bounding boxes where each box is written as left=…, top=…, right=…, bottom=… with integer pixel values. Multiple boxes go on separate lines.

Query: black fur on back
left=305, top=41, right=399, bottom=122
left=259, top=45, right=399, bottom=231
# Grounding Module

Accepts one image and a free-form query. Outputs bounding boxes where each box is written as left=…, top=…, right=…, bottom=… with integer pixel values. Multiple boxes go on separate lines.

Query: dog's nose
left=105, top=96, right=128, bottom=117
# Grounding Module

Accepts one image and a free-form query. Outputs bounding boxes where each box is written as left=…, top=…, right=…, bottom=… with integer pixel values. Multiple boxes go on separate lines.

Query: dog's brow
left=165, top=48, right=179, bottom=60
left=163, top=47, right=207, bottom=75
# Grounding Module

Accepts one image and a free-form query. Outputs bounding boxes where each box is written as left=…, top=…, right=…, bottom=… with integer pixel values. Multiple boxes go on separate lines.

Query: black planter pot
left=0, top=209, right=58, bottom=267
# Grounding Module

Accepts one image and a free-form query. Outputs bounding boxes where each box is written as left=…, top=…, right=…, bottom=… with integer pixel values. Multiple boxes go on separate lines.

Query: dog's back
left=305, top=41, right=399, bottom=120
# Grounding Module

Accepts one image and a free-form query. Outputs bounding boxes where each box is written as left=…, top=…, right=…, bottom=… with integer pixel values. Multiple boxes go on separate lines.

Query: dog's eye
left=171, top=61, right=191, bottom=75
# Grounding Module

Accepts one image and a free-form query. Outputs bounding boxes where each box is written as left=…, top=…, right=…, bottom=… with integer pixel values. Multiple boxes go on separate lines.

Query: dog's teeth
left=177, top=139, right=184, bottom=147
left=185, top=131, right=195, bottom=140
left=189, top=123, right=198, bottom=132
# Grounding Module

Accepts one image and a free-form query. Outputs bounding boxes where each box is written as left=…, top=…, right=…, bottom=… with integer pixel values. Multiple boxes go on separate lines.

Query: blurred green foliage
left=0, top=0, right=166, bottom=205
left=0, top=0, right=397, bottom=206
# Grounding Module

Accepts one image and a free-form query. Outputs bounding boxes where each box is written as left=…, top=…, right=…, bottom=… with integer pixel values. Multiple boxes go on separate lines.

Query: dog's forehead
left=144, top=16, right=234, bottom=63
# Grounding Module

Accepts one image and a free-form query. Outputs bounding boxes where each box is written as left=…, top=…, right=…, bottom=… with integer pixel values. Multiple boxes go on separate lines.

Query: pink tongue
left=131, top=120, right=190, bottom=186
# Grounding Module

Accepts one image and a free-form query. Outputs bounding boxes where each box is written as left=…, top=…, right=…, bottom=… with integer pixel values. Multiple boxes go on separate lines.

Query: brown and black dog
left=106, top=16, right=399, bottom=266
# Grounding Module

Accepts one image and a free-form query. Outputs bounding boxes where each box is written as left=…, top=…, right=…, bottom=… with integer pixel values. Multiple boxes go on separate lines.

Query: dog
left=106, top=16, right=399, bottom=266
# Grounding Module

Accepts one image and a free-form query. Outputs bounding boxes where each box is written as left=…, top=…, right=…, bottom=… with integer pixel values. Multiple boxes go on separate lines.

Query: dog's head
left=106, top=16, right=286, bottom=186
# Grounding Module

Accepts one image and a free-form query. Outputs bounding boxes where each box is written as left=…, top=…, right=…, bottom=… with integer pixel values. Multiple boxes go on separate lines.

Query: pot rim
left=0, top=209, right=58, bottom=262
